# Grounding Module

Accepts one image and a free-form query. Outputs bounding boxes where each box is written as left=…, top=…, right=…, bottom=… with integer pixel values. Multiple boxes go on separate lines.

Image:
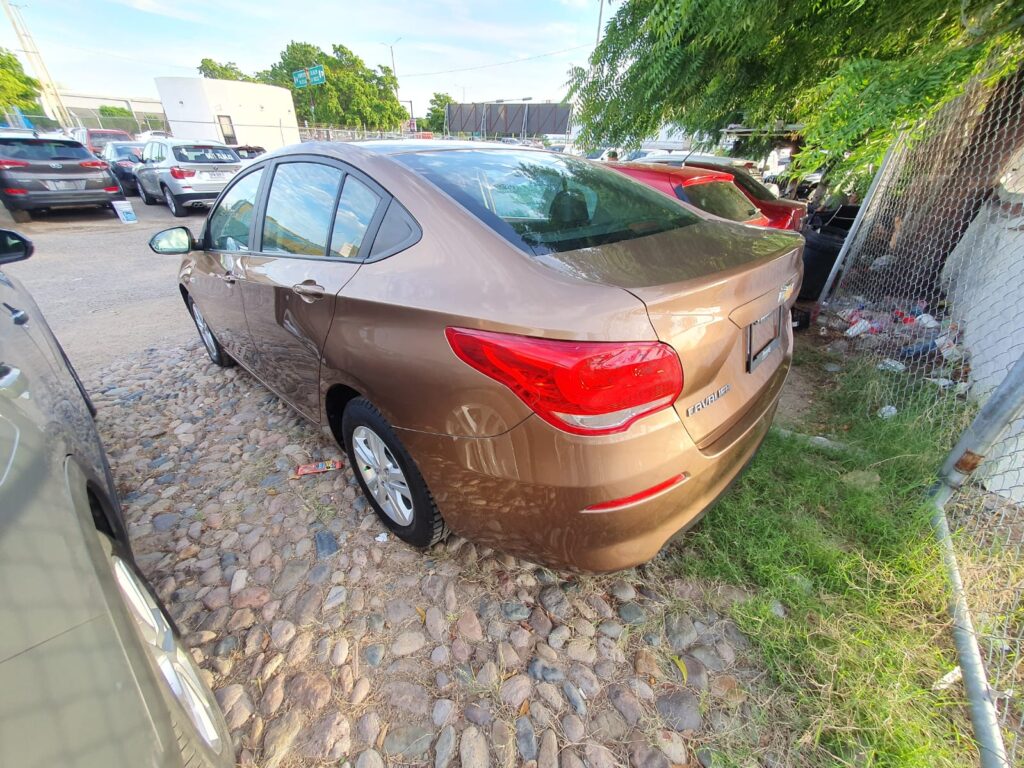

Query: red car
left=609, top=162, right=771, bottom=227
left=686, top=160, right=806, bottom=230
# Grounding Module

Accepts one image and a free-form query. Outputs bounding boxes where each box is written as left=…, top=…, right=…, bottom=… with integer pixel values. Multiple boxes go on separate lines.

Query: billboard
left=445, top=102, right=571, bottom=136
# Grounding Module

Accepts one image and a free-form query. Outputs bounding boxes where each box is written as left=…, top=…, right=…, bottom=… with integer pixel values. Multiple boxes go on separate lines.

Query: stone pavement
left=89, top=343, right=774, bottom=768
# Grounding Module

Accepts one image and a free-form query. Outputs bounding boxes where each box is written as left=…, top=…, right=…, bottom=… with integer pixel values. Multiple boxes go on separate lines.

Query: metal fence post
left=930, top=354, right=1024, bottom=768
left=816, top=134, right=903, bottom=304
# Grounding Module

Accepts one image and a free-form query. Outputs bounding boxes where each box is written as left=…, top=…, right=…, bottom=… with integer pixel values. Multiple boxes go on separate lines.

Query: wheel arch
left=324, top=383, right=362, bottom=444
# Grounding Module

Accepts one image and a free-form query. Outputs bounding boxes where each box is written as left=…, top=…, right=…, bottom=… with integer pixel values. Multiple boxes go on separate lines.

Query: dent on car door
left=240, top=161, right=381, bottom=421
left=188, top=167, right=265, bottom=369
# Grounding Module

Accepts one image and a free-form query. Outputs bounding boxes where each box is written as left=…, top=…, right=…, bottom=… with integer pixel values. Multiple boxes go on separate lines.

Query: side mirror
left=149, top=227, right=195, bottom=255
left=0, top=229, right=33, bottom=265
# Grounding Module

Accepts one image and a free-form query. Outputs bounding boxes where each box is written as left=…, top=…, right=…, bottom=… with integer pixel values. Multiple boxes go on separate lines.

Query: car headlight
left=111, top=556, right=224, bottom=754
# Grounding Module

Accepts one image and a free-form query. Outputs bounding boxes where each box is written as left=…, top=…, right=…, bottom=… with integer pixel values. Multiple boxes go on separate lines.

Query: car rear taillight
left=445, top=327, right=683, bottom=435
left=80, top=160, right=107, bottom=168
left=170, top=167, right=196, bottom=179
left=103, top=186, right=120, bottom=192
left=3, top=188, right=26, bottom=195
left=0, top=159, right=29, bottom=171
left=116, top=160, right=135, bottom=168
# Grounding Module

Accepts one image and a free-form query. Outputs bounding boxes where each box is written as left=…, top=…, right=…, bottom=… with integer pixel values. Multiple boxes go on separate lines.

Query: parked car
left=99, top=140, right=145, bottom=194
left=609, top=162, right=772, bottom=227
left=229, top=145, right=265, bottom=160
left=135, top=139, right=242, bottom=217
left=136, top=129, right=171, bottom=142
left=684, top=161, right=806, bottom=230
left=70, top=127, right=134, bottom=155
left=0, top=133, right=124, bottom=222
left=0, top=229, right=232, bottom=767
left=148, top=141, right=802, bottom=571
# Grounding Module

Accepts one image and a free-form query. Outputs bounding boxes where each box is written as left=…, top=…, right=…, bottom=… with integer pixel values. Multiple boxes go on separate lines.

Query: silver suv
left=135, top=139, right=241, bottom=217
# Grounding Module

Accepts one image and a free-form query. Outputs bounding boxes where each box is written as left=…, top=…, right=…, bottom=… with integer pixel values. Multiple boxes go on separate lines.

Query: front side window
left=677, top=181, right=760, bottom=222
left=395, top=149, right=699, bottom=255
left=262, top=162, right=342, bottom=256
left=330, top=176, right=379, bottom=259
left=208, top=169, right=264, bottom=251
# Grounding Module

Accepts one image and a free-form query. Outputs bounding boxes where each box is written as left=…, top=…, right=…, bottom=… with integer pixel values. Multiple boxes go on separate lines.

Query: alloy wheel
left=352, top=425, right=414, bottom=525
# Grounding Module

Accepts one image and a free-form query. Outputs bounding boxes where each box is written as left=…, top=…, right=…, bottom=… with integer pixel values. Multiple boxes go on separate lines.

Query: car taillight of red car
left=445, top=327, right=683, bottom=435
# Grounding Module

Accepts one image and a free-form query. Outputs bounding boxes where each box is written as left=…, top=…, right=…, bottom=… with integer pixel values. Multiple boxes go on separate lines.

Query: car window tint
left=172, top=145, right=240, bottom=164
left=676, top=181, right=760, bottom=222
left=396, top=149, right=699, bottom=255
left=329, top=176, right=379, bottom=259
left=262, top=162, right=342, bottom=257
left=208, top=169, right=264, bottom=251
left=0, top=139, right=91, bottom=161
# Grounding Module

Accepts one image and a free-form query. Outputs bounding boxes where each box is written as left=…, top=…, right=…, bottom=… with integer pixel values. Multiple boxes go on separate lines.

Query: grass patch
left=670, top=361, right=976, bottom=766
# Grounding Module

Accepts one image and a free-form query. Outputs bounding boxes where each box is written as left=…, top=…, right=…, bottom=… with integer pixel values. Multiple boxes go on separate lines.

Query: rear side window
left=172, top=145, right=240, bottom=164
left=395, top=149, right=699, bottom=255
left=677, top=181, right=760, bottom=222
left=208, top=169, right=264, bottom=251
left=262, top=162, right=342, bottom=256
left=0, top=139, right=91, bottom=161
left=330, top=176, right=379, bottom=259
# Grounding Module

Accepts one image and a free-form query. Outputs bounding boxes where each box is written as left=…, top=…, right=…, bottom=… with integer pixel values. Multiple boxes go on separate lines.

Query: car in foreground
left=70, top=127, right=134, bottom=156
left=149, top=141, right=802, bottom=571
left=135, top=139, right=242, bottom=217
left=610, top=161, right=772, bottom=227
left=0, top=229, right=232, bottom=767
left=99, top=140, right=145, bottom=194
left=0, top=133, right=124, bottom=222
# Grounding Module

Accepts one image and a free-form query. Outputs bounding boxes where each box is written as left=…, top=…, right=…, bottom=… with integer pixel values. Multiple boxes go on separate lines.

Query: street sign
left=292, top=69, right=309, bottom=89
left=309, top=64, right=326, bottom=86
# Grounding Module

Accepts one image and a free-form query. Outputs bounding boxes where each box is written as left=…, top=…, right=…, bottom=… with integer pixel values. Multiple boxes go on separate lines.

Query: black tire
left=342, top=397, right=447, bottom=547
left=10, top=209, right=30, bottom=223
left=163, top=186, right=187, bottom=217
left=138, top=180, right=156, bottom=205
left=186, top=294, right=234, bottom=367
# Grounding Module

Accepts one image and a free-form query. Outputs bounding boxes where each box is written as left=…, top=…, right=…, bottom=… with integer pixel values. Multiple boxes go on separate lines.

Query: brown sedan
left=149, top=141, right=803, bottom=571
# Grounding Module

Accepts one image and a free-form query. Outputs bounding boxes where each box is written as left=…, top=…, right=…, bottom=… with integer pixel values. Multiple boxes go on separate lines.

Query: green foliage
left=0, top=48, right=39, bottom=111
left=98, top=105, right=132, bottom=118
left=424, top=92, right=455, bottom=133
left=198, top=58, right=254, bottom=82
left=570, top=0, right=1024, bottom=189
left=198, top=43, right=407, bottom=129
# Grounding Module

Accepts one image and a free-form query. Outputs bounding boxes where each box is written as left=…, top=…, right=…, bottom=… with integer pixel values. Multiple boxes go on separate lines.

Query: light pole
left=381, top=37, right=401, bottom=97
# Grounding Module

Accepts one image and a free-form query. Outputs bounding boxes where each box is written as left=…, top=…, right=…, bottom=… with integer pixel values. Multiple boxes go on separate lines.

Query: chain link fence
left=820, top=59, right=1024, bottom=765
left=297, top=126, right=411, bottom=143
left=1, top=110, right=171, bottom=135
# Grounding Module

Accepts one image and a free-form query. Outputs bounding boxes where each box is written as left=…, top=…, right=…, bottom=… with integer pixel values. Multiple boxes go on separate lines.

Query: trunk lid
left=537, top=219, right=803, bottom=446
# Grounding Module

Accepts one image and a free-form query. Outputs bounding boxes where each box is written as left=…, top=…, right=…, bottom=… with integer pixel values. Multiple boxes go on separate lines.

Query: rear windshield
left=90, top=131, right=131, bottom=148
left=0, top=138, right=91, bottom=161
left=698, top=165, right=775, bottom=201
left=677, top=181, right=760, bottom=222
left=172, top=145, right=240, bottom=164
left=395, top=149, right=700, bottom=255
left=110, top=143, right=143, bottom=159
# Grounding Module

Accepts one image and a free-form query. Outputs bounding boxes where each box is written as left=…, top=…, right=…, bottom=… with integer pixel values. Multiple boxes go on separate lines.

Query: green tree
left=0, top=48, right=39, bottom=111
left=98, top=105, right=132, bottom=118
left=198, top=58, right=254, bottom=82
left=256, top=41, right=406, bottom=128
left=569, top=0, right=1024, bottom=189
left=424, top=92, right=455, bottom=133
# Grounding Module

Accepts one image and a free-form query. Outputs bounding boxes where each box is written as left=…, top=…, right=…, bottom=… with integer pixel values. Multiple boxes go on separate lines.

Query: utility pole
left=381, top=37, right=401, bottom=98
left=2, top=0, right=72, bottom=127
left=596, top=0, right=604, bottom=46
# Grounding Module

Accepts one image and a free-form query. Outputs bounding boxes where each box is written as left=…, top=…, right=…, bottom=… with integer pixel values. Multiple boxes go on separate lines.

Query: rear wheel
left=163, top=186, right=186, bottom=217
left=187, top=295, right=233, bottom=367
left=342, top=397, right=447, bottom=547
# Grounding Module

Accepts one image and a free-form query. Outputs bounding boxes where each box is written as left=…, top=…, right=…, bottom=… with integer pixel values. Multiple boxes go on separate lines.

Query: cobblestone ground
left=89, top=342, right=779, bottom=768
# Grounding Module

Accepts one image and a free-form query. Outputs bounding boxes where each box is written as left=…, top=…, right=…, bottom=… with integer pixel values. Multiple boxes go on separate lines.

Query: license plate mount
left=746, top=306, right=783, bottom=373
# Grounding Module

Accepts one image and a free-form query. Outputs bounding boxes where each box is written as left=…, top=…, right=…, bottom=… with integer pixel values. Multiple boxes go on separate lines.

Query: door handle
left=221, top=273, right=237, bottom=284
left=291, top=282, right=326, bottom=301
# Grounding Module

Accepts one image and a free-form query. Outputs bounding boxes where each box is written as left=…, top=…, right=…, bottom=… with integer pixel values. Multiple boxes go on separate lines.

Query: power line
left=400, top=44, right=591, bottom=78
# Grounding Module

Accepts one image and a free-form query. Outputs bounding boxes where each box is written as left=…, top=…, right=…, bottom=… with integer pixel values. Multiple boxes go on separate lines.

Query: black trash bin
left=799, top=205, right=859, bottom=300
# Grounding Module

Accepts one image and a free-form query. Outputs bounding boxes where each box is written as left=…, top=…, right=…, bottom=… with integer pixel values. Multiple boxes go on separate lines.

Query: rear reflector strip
left=583, top=472, right=690, bottom=512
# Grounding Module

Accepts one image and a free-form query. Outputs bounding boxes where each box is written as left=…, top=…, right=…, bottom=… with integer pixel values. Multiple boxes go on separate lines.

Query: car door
left=137, top=141, right=157, bottom=194
left=239, top=158, right=386, bottom=421
left=187, top=166, right=266, bottom=369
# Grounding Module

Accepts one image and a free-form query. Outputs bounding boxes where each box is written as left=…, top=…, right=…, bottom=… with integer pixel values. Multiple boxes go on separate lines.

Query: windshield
left=677, top=181, right=761, bottom=222
left=0, top=138, right=92, bottom=161
left=395, top=149, right=700, bottom=255
left=172, top=145, right=240, bottom=163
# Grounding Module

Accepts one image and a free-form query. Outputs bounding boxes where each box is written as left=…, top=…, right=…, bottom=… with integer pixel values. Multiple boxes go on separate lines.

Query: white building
left=155, top=77, right=300, bottom=150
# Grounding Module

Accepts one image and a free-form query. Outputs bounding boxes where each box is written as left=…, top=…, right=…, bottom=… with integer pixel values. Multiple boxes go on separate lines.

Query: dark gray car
left=0, top=230, right=232, bottom=767
left=0, top=133, right=125, bottom=222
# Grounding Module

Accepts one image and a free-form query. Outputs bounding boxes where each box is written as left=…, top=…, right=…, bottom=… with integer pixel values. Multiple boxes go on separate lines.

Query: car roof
left=609, top=161, right=734, bottom=183
left=0, top=131, right=78, bottom=141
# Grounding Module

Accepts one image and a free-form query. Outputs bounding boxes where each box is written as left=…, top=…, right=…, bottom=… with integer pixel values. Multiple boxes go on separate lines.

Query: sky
left=0, top=0, right=617, bottom=118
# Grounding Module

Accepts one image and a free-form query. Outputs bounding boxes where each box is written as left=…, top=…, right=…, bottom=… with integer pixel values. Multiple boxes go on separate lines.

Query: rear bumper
left=399, top=355, right=789, bottom=571
left=169, top=191, right=218, bottom=206
left=3, top=190, right=123, bottom=210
